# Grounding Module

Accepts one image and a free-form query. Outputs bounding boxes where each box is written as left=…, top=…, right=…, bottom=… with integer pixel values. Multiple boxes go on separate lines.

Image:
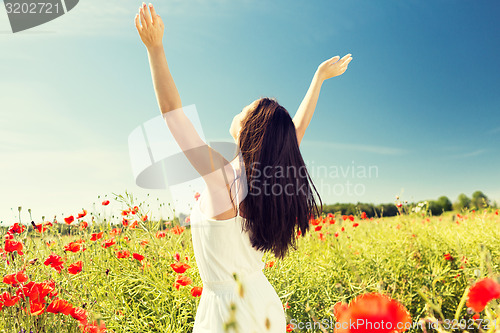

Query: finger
left=340, top=53, right=352, bottom=63
left=340, top=57, right=352, bottom=68
left=139, top=7, right=147, bottom=28
left=134, top=13, right=142, bottom=32
left=329, top=55, right=340, bottom=63
left=149, top=3, right=157, bottom=25
left=141, top=2, right=152, bottom=27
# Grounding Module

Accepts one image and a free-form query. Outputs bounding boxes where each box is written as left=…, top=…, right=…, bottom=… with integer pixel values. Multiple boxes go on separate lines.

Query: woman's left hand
left=135, top=2, right=164, bottom=50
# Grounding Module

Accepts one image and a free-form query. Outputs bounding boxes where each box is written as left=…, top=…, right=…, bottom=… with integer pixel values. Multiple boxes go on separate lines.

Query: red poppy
left=77, top=209, right=87, bottom=219
left=70, top=306, right=88, bottom=323
left=318, top=233, right=326, bottom=241
left=8, top=223, right=26, bottom=234
left=116, top=250, right=130, bottom=259
left=173, top=252, right=181, bottom=262
left=286, top=324, right=294, bottom=332
left=170, top=225, right=185, bottom=235
left=173, top=275, right=192, bottom=290
left=265, top=261, right=275, bottom=268
left=47, top=298, right=73, bottom=315
left=80, top=319, right=107, bottom=333
left=315, top=225, right=322, bottom=232
left=102, top=200, right=110, bottom=206
left=68, top=261, right=83, bottom=275
left=1, top=292, right=20, bottom=306
left=140, top=239, right=149, bottom=246
left=156, top=231, right=166, bottom=238
left=17, top=281, right=38, bottom=300
left=334, top=292, right=411, bottom=333
left=310, top=218, right=321, bottom=226
left=41, top=280, right=57, bottom=298
left=170, top=262, right=191, bottom=274
left=361, top=212, right=367, bottom=219
left=141, top=215, right=148, bottom=222
left=133, top=253, right=145, bottom=261
left=90, top=231, right=104, bottom=241
left=194, top=192, right=200, bottom=201
left=191, top=286, right=202, bottom=297
left=109, top=228, right=121, bottom=236
left=333, top=301, right=349, bottom=318
left=129, top=221, right=138, bottom=229
left=348, top=215, right=354, bottom=222
left=64, top=215, right=75, bottom=225
left=122, top=218, right=129, bottom=227
left=5, top=239, right=24, bottom=255
left=34, top=222, right=49, bottom=233
left=466, top=277, right=500, bottom=312
left=64, top=241, right=83, bottom=253
left=44, top=254, right=64, bottom=273
left=102, top=238, right=116, bottom=249
left=353, top=223, right=359, bottom=227
left=29, top=299, right=46, bottom=315
left=443, top=253, right=454, bottom=261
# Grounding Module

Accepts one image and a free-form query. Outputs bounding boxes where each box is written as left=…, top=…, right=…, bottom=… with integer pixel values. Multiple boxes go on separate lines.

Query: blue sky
left=1, top=0, right=499, bottom=225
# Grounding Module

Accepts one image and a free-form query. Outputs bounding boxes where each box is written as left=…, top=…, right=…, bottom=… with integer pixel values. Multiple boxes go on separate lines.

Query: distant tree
left=453, top=193, right=471, bottom=211
left=376, top=204, right=398, bottom=217
left=471, top=190, right=489, bottom=209
left=427, top=200, right=442, bottom=216
left=437, top=196, right=453, bottom=212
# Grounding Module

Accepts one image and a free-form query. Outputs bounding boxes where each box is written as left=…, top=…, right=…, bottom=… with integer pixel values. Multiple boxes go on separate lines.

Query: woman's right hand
left=135, top=2, right=164, bottom=50
left=316, top=53, right=353, bottom=81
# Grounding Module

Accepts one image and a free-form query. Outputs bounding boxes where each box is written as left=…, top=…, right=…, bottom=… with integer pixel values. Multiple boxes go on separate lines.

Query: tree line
left=321, top=190, right=497, bottom=218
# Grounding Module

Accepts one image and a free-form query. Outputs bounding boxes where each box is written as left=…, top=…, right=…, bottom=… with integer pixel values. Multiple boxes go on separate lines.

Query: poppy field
left=1, top=192, right=500, bottom=333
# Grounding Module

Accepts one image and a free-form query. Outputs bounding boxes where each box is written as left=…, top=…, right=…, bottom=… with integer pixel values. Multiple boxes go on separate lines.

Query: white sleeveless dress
left=190, top=155, right=287, bottom=333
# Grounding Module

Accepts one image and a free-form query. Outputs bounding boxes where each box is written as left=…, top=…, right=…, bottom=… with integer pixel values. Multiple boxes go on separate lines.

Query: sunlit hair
left=235, top=97, right=323, bottom=259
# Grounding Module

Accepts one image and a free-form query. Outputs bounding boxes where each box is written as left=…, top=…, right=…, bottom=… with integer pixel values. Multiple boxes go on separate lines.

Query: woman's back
left=190, top=153, right=286, bottom=333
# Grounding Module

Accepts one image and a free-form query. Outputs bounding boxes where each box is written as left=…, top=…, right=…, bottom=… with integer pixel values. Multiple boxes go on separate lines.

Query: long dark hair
left=236, top=97, right=322, bottom=259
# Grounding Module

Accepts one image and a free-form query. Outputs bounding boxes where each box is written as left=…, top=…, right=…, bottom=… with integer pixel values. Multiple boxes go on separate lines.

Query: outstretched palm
left=135, top=2, right=164, bottom=50
left=317, top=53, right=353, bottom=81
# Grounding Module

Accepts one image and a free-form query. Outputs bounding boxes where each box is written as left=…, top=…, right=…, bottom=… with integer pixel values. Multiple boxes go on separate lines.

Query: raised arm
left=135, top=3, right=232, bottom=186
left=293, top=53, right=353, bottom=146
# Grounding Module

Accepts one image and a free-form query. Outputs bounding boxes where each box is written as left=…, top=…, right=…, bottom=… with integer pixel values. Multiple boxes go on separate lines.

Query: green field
left=1, top=196, right=500, bottom=333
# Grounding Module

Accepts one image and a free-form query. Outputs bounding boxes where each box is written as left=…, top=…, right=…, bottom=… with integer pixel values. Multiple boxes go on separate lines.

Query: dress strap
left=232, top=165, right=239, bottom=218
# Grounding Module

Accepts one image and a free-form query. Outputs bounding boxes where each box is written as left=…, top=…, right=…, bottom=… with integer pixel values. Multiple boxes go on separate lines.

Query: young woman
left=135, top=3, right=353, bottom=332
